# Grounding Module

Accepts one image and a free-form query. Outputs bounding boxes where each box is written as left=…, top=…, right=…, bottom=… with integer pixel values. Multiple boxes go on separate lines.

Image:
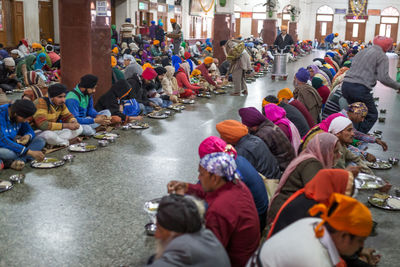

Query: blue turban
left=125, top=18, right=131, bottom=23
left=326, top=52, right=335, bottom=58
left=171, top=55, right=182, bottom=72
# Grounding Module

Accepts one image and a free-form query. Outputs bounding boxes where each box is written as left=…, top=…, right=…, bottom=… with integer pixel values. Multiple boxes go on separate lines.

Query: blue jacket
left=236, top=156, right=269, bottom=215
left=0, top=104, right=35, bottom=155
left=65, top=86, right=98, bottom=125
left=324, top=33, right=334, bottom=43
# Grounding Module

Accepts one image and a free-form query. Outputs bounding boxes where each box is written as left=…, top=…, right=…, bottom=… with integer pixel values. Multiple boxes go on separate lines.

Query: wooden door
left=314, top=16, right=333, bottom=42
left=12, top=0, right=24, bottom=45
left=0, top=0, right=7, bottom=45
left=345, top=20, right=366, bottom=42
left=251, top=19, right=258, bottom=37
left=111, top=0, right=116, bottom=25
left=235, top=18, right=240, bottom=37
left=39, top=0, right=54, bottom=41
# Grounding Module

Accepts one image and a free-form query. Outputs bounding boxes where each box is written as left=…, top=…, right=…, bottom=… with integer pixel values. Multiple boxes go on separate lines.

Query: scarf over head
left=311, top=77, right=323, bottom=89
left=34, top=52, right=47, bottom=70
left=165, top=65, right=175, bottom=79
left=309, top=193, right=372, bottom=238
left=270, top=132, right=339, bottom=205
left=264, top=104, right=301, bottom=151
left=277, top=88, right=294, bottom=102
left=216, top=120, right=249, bottom=145
left=156, top=194, right=202, bottom=234
left=199, top=152, right=241, bottom=182
left=238, top=107, right=266, bottom=127
left=198, top=136, right=237, bottom=159
left=348, top=102, right=368, bottom=117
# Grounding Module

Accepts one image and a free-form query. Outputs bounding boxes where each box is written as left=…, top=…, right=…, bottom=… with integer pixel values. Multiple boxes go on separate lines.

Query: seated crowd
left=1, top=32, right=399, bottom=267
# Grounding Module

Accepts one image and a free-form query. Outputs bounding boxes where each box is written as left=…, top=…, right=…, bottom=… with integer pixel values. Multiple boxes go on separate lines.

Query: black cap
left=11, top=99, right=37, bottom=118
left=156, top=194, right=202, bottom=233
left=48, top=83, right=67, bottom=98
left=154, top=66, right=167, bottom=75
left=79, top=74, right=98, bottom=89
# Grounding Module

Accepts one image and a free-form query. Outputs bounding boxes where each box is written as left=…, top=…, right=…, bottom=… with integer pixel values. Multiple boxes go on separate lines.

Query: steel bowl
left=121, top=125, right=130, bottom=131
left=373, top=130, right=383, bottom=135
left=98, top=140, right=109, bottom=147
left=145, top=223, right=157, bottom=236
left=108, top=137, right=116, bottom=143
left=63, top=154, right=75, bottom=163
left=388, top=157, right=399, bottom=165
left=9, top=174, right=25, bottom=184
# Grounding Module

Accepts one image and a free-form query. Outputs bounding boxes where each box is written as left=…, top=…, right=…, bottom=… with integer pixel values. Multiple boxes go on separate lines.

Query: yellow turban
left=170, top=18, right=176, bottom=23
left=112, top=47, right=119, bottom=54
left=191, top=69, right=201, bottom=77
left=216, top=120, right=249, bottom=145
left=277, top=88, right=294, bottom=103
left=47, top=38, right=53, bottom=43
left=111, top=56, right=117, bottom=67
left=32, top=43, right=43, bottom=49
left=153, top=40, right=160, bottom=45
left=342, top=43, right=348, bottom=48
left=204, top=57, right=213, bottom=65
left=142, top=63, right=153, bottom=71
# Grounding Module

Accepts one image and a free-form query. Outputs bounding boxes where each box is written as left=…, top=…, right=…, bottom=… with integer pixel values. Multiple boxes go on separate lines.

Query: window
left=158, top=5, right=166, bottom=13
left=253, top=13, right=267, bottom=20
left=283, top=14, right=291, bottom=20
left=381, top=17, right=398, bottom=24
left=258, top=20, right=263, bottom=34
left=347, top=19, right=365, bottom=23
left=321, top=22, right=327, bottom=36
left=317, top=5, right=334, bottom=15
left=317, top=15, right=333, bottom=21
left=235, top=12, right=240, bottom=19
left=0, top=1, right=3, bottom=31
left=139, top=2, right=148, bottom=10
left=381, top=6, right=400, bottom=16
left=352, top=23, right=359, bottom=37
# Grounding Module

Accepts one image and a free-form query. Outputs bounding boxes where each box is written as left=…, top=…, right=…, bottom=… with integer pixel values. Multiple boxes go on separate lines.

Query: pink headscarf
left=198, top=136, right=238, bottom=159
left=269, top=132, right=339, bottom=206
left=264, top=104, right=301, bottom=153
left=319, top=113, right=345, bottom=132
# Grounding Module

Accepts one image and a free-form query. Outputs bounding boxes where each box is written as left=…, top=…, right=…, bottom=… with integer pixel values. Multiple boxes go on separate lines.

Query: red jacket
left=290, top=99, right=315, bottom=128
left=176, top=70, right=201, bottom=90
left=196, top=63, right=216, bottom=86
left=187, top=181, right=260, bottom=267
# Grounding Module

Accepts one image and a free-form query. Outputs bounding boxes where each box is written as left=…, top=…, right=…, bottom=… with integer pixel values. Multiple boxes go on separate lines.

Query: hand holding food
left=167, top=180, right=188, bottom=195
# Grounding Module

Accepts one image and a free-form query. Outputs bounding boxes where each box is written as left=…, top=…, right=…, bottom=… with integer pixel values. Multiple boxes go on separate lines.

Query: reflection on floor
left=0, top=51, right=399, bottom=266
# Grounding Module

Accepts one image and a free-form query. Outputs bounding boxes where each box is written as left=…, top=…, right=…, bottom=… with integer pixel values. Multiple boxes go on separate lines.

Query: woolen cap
left=11, top=99, right=37, bottom=118
left=156, top=194, right=202, bottom=233
left=48, top=83, right=67, bottom=98
left=79, top=74, right=98, bottom=89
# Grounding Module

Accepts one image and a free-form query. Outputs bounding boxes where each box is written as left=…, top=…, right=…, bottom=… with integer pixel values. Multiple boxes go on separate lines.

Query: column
left=289, top=21, right=298, bottom=43
left=262, top=19, right=277, bottom=46
left=59, top=0, right=111, bottom=102
left=213, top=0, right=234, bottom=63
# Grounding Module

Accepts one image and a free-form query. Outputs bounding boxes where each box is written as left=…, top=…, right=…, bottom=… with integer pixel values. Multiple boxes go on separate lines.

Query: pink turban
left=373, top=36, right=393, bottom=52
left=198, top=136, right=237, bottom=159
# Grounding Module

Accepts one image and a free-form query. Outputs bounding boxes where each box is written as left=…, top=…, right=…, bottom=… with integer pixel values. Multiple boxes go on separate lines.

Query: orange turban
left=334, top=33, right=338, bottom=37
left=309, top=193, right=372, bottom=238
left=142, top=63, right=154, bottom=71
left=277, top=88, right=294, bottom=103
left=170, top=18, right=176, bottom=23
left=111, top=56, right=117, bottom=67
left=342, top=43, right=348, bottom=48
left=153, top=40, right=160, bottom=45
left=47, top=38, right=53, bottom=43
left=191, top=69, right=201, bottom=77
left=281, top=25, right=288, bottom=31
left=216, top=120, right=249, bottom=145
left=206, top=46, right=212, bottom=52
left=112, top=47, right=119, bottom=54
left=204, top=57, right=213, bottom=64
left=32, top=43, right=43, bottom=49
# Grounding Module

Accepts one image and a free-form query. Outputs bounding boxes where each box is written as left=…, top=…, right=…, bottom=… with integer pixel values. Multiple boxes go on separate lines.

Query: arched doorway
left=314, top=5, right=334, bottom=42
left=281, top=5, right=291, bottom=30
left=375, top=6, right=399, bottom=43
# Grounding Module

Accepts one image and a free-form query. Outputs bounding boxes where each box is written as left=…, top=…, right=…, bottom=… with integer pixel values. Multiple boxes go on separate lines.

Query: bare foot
left=10, top=160, right=25, bottom=171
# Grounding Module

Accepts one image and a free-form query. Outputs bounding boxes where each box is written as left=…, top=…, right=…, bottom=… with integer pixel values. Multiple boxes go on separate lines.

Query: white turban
left=328, top=116, right=352, bottom=134
left=10, top=49, right=23, bottom=57
left=129, top=42, right=139, bottom=53
left=3, top=57, right=15, bottom=67
left=313, top=61, right=323, bottom=68
left=123, top=54, right=134, bottom=61
left=196, top=41, right=201, bottom=46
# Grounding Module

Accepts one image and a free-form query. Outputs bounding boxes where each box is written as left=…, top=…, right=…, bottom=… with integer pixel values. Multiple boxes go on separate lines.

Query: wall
left=17, top=0, right=40, bottom=43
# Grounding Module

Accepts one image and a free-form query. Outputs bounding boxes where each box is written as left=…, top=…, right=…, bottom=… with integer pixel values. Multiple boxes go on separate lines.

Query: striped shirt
left=343, top=45, right=400, bottom=90
left=33, top=98, right=76, bottom=131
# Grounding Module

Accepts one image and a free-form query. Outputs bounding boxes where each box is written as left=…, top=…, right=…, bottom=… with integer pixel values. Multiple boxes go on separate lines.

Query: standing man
left=149, top=20, right=157, bottom=40
left=273, top=25, right=294, bottom=53
left=120, top=18, right=134, bottom=44
left=169, top=18, right=182, bottom=55
left=324, top=33, right=338, bottom=50
left=342, top=36, right=400, bottom=133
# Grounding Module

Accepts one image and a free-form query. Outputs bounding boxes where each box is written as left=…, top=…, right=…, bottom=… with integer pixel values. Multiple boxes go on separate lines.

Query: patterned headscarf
left=199, top=152, right=241, bottom=182
left=348, top=102, right=368, bottom=117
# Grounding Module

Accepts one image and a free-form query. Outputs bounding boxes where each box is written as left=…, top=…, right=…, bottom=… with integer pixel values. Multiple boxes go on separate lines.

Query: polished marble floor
left=0, top=51, right=399, bottom=266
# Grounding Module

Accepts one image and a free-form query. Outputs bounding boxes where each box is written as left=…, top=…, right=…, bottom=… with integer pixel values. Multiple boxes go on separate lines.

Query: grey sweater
left=343, top=45, right=400, bottom=90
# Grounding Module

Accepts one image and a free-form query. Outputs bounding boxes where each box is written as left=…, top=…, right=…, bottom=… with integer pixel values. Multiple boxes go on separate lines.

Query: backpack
left=122, top=99, right=141, bottom=116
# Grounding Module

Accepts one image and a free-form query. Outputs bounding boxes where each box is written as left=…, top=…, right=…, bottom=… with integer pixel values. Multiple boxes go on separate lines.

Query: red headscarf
left=373, top=36, right=393, bottom=52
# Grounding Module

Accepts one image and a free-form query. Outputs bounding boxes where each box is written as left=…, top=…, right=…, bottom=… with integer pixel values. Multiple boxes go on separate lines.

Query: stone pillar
left=262, top=19, right=277, bottom=46
left=59, top=0, right=111, bottom=102
left=213, top=13, right=234, bottom=64
left=289, top=21, right=298, bottom=43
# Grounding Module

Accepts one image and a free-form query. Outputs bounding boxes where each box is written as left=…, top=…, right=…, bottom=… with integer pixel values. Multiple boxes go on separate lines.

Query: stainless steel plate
left=31, top=158, right=65, bottom=169
left=0, top=180, right=13, bottom=193
left=145, top=223, right=157, bottom=236
left=93, top=132, right=119, bottom=140
left=129, top=122, right=150, bottom=129
left=355, top=173, right=386, bottom=190
left=144, top=198, right=162, bottom=214
left=180, top=99, right=195, bottom=104
left=367, top=160, right=392, bottom=170
left=68, top=143, right=98, bottom=152
left=148, top=112, right=168, bottom=119
left=368, top=195, right=400, bottom=211
left=9, top=174, right=25, bottom=184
